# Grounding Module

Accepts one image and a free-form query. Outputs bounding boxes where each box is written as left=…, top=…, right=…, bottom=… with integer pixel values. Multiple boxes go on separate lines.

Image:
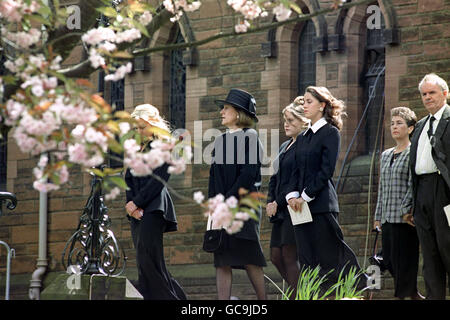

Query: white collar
left=430, top=104, right=447, bottom=122
left=227, top=128, right=243, bottom=134
left=304, top=117, right=327, bottom=135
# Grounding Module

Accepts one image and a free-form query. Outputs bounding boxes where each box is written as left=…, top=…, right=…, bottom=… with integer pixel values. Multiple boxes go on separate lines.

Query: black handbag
left=202, top=217, right=227, bottom=253
left=368, top=227, right=387, bottom=273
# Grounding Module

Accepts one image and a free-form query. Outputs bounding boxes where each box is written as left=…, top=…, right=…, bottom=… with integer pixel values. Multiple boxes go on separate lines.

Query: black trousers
left=415, top=173, right=450, bottom=299
left=293, top=212, right=365, bottom=288
left=381, top=222, right=420, bottom=298
left=130, top=212, right=187, bottom=300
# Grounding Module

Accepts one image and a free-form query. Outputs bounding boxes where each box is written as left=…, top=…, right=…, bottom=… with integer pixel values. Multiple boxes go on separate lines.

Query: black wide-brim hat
left=215, top=88, right=258, bottom=122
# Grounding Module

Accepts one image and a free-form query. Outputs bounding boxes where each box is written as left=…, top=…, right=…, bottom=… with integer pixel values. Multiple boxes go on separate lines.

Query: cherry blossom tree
left=0, top=0, right=372, bottom=233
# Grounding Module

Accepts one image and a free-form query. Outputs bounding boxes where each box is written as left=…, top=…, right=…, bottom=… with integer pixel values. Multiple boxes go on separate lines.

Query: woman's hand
left=130, top=208, right=144, bottom=220
left=125, top=201, right=138, bottom=215
left=402, top=213, right=415, bottom=227
left=266, top=201, right=278, bottom=217
left=373, top=220, right=381, bottom=232
left=288, top=197, right=304, bottom=212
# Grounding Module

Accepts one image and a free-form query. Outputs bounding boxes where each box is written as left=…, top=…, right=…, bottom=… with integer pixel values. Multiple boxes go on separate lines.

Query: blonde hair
left=305, top=86, right=346, bottom=131
left=130, top=104, right=170, bottom=132
left=282, top=96, right=309, bottom=125
left=235, top=108, right=256, bottom=129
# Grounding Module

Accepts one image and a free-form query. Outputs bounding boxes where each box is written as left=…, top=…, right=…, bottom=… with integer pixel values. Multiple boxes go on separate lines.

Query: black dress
left=208, top=128, right=267, bottom=269
left=268, top=139, right=296, bottom=248
left=125, top=160, right=187, bottom=300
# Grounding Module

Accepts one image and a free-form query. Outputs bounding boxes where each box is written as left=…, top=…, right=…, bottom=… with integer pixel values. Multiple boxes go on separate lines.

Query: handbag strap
left=207, top=215, right=213, bottom=231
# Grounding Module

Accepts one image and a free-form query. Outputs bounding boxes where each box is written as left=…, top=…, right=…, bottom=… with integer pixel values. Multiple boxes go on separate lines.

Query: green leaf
left=88, top=168, right=105, bottom=177
left=108, top=176, right=129, bottom=190
left=96, top=7, right=118, bottom=18
left=131, top=19, right=150, bottom=38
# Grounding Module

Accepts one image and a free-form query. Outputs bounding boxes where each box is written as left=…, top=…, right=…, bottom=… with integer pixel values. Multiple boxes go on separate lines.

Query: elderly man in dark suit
left=409, top=73, right=450, bottom=300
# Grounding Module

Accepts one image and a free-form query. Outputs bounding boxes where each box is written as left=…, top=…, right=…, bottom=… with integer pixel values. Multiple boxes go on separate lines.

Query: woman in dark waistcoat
left=267, top=96, right=308, bottom=293
left=125, top=104, right=186, bottom=300
left=286, top=86, right=364, bottom=288
left=209, top=88, right=267, bottom=300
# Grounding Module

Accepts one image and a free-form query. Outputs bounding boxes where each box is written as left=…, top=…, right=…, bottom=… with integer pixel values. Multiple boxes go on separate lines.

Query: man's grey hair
left=418, top=73, right=449, bottom=93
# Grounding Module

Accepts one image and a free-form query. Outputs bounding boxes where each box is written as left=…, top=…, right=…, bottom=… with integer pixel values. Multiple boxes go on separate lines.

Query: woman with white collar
left=208, top=88, right=267, bottom=300
left=286, top=86, right=363, bottom=289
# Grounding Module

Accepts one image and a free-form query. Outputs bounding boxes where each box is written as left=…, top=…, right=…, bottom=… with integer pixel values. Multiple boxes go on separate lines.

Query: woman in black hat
left=208, top=88, right=267, bottom=300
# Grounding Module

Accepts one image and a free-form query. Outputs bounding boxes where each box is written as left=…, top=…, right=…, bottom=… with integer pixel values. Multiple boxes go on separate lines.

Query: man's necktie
left=427, top=116, right=435, bottom=138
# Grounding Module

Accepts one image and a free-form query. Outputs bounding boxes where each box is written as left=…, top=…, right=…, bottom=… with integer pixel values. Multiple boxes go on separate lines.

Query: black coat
left=208, top=128, right=263, bottom=241
left=125, top=162, right=177, bottom=233
left=288, top=122, right=340, bottom=214
left=267, top=139, right=293, bottom=222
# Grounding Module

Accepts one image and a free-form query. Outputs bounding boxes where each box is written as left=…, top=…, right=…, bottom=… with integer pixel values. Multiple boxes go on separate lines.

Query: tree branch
left=133, top=0, right=374, bottom=56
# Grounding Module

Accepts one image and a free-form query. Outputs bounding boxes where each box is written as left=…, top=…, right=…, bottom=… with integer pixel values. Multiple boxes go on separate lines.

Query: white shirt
left=415, top=105, right=447, bottom=175
left=285, top=118, right=328, bottom=203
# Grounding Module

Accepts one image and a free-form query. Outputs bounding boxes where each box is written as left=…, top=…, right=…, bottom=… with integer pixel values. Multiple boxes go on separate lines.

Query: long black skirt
left=293, top=212, right=365, bottom=287
left=214, top=233, right=267, bottom=270
left=130, top=211, right=187, bottom=300
left=382, top=222, right=420, bottom=298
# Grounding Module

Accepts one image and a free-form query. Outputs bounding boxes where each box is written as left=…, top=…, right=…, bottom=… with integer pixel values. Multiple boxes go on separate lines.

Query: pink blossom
left=168, top=158, right=186, bottom=174
left=81, top=27, right=116, bottom=46
left=88, top=48, right=106, bottom=69
left=114, top=29, right=141, bottom=44
left=105, top=187, right=121, bottom=201
left=273, top=4, right=292, bottom=21
left=226, top=220, right=244, bottom=234
left=104, top=62, right=133, bottom=82
left=193, top=191, right=205, bottom=204
left=6, top=99, right=25, bottom=121
left=211, top=203, right=233, bottom=229
left=235, top=211, right=250, bottom=221
left=33, top=180, right=60, bottom=193
left=235, top=20, right=250, bottom=33
left=139, top=11, right=153, bottom=25
left=0, top=0, right=22, bottom=22
left=225, top=196, right=238, bottom=208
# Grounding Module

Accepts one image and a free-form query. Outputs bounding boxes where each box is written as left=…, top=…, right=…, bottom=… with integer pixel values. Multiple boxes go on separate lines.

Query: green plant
left=334, top=265, right=367, bottom=300
left=284, top=266, right=337, bottom=300
left=266, top=265, right=367, bottom=300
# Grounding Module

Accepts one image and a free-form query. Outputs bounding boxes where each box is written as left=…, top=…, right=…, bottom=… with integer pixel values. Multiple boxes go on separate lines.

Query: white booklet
left=444, top=204, right=450, bottom=227
left=288, top=202, right=313, bottom=225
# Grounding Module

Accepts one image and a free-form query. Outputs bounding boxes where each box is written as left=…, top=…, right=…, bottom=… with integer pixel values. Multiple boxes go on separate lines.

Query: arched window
left=363, top=15, right=385, bottom=154
left=298, top=20, right=317, bottom=95
left=169, top=31, right=186, bottom=130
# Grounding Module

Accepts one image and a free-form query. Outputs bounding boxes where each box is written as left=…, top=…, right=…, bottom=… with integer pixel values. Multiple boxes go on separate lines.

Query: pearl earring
left=319, top=108, right=324, bottom=112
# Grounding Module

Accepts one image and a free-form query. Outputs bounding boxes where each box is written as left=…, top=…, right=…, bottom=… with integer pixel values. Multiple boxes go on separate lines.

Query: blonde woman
left=125, top=104, right=186, bottom=300
left=267, top=96, right=308, bottom=293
